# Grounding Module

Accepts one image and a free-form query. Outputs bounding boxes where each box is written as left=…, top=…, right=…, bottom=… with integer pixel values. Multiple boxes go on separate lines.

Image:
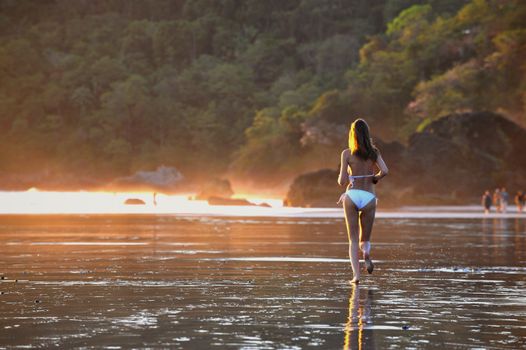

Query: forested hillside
left=0, top=0, right=524, bottom=191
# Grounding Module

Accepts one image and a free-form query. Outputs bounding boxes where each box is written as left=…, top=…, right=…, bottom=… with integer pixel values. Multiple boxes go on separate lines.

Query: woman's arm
left=338, top=149, right=349, bottom=186
left=373, top=152, right=389, bottom=184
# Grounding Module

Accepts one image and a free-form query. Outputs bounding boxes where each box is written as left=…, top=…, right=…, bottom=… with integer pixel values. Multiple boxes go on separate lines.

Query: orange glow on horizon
left=1, top=190, right=522, bottom=218
left=0, top=189, right=288, bottom=215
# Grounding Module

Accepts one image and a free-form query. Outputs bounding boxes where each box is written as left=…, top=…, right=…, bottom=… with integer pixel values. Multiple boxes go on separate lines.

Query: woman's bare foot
left=364, top=255, right=374, bottom=274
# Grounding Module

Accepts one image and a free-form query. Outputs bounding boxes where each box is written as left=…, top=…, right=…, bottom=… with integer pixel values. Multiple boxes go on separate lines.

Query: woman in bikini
left=338, top=119, right=388, bottom=284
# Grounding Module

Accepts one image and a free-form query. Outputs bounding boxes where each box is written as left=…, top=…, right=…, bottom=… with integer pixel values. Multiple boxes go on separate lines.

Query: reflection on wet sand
left=343, top=284, right=374, bottom=350
left=0, top=215, right=525, bottom=349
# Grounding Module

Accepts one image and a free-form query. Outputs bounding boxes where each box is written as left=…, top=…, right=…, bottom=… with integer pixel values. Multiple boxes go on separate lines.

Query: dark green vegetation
left=0, top=0, right=524, bottom=191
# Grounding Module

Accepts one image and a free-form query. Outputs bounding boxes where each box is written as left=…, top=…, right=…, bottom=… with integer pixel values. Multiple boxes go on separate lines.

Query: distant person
left=482, top=190, right=492, bottom=214
left=493, top=189, right=501, bottom=213
left=515, top=191, right=525, bottom=213
left=500, top=187, right=509, bottom=213
left=337, top=118, right=388, bottom=284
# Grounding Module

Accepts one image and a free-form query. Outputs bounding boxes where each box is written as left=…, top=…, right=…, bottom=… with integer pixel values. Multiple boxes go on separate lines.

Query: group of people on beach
left=482, top=188, right=526, bottom=214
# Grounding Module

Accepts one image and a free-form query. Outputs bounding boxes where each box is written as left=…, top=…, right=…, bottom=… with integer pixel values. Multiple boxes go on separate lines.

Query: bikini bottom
left=345, top=189, right=376, bottom=210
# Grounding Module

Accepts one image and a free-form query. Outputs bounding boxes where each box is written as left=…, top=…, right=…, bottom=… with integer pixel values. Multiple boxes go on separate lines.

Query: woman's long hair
left=349, top=119, right=378, bottom=161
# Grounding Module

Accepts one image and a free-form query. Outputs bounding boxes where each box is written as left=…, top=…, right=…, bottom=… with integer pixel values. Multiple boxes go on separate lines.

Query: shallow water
left=0, top=215, right=525, bottom=349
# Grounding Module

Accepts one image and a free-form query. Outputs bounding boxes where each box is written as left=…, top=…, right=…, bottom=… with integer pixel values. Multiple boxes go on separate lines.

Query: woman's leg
left=344, top=196, right=360, bottom=282
left=359, top=199, right=377, bottom=273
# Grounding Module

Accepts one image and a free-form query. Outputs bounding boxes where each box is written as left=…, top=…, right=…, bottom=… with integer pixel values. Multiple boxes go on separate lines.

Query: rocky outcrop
left=111, top=166, right=183, bottom=193
left=124, top=198, right=146, bottom=205
left=195, top=178, right=234, bottom=200
left=285, top=112, right=526, bottom=207
left=284, top=169, right=341, bottom=207
left=207, top=197, right=255, bottom=206
left=403, top=111, right=526, bottom=202
left=196, top=178, right=263, bottom=206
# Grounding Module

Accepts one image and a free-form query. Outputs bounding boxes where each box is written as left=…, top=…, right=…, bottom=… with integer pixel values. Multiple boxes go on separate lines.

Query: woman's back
left=346, top=151, right=376, bottom=193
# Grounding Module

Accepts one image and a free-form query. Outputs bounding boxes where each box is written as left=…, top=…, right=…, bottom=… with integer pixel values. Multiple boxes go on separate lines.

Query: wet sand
left=1, top=214, right=525, bottom=349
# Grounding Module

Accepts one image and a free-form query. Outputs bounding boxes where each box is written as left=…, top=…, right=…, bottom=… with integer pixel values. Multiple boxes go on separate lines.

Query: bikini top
left=348, top=174, right=375, bottom=187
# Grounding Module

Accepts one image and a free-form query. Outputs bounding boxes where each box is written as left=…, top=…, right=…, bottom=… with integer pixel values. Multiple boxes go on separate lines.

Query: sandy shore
left=1, top=214, right=525, bottom=348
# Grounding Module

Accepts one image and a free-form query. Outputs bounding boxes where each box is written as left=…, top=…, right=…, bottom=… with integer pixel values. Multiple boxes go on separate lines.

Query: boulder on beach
left=194, top=178, right=258, bottom=206
left=195, top=178, right=234, bottom=200
left=207, top=196, right=255, bottom=206
left=405, top=111, right=526, bottom=200
left=284, top=169, right=341, bottom=207
left=124, top=198, right=146, bottom=205
left=112, top=166, right=183, bottom=193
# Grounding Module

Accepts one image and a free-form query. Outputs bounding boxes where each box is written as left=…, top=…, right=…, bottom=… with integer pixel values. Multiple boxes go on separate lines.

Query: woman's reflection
left=343, top=284, right=374, bottom=350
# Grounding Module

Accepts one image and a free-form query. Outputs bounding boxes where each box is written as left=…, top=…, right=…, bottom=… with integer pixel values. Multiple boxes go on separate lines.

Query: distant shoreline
left=0, top=206, right=524, bottom=219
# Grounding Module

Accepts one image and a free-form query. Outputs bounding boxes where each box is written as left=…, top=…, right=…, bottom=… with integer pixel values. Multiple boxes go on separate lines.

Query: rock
left=207, top=197, right=255, bottom=206
left=285, top=169, right=341, bottom=207
left=258, top=202, right=272, bottom=208
left=373, top=139, right=407, bottom=187
left=111, top=166, right=183, bottom=193
left=124, top=198, right=146, bottom=205
left=195, top=178, right=234, bottom=200
left=405, top=112, right=526, bottom=201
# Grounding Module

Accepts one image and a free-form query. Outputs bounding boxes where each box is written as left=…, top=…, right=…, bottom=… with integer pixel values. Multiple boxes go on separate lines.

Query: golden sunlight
left=0, top=189, right=292, bottom=216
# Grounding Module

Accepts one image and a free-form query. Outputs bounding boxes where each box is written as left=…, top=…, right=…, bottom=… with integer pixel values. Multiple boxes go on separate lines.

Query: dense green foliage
left=237, top=0, right=526, bottom=183
left=0, top=0, right=524, bottom=187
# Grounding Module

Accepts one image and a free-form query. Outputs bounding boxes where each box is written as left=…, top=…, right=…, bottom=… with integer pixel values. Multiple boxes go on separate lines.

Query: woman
left=338, top=119, right=388, bottom=284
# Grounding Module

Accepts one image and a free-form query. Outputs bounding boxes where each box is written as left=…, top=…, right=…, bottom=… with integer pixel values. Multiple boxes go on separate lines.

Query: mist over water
left=1, top=215, right=525, bottom=349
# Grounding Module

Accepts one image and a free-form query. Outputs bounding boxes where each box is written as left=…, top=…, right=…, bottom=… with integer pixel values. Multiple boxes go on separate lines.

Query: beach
left=2, top=1, right=526, bottom=348
left=1, top=212, right=525, bottom=349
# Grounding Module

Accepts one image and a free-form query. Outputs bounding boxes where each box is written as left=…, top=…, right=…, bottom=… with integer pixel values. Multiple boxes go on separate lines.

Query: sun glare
left=0, top=189, right=288, bottom=215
